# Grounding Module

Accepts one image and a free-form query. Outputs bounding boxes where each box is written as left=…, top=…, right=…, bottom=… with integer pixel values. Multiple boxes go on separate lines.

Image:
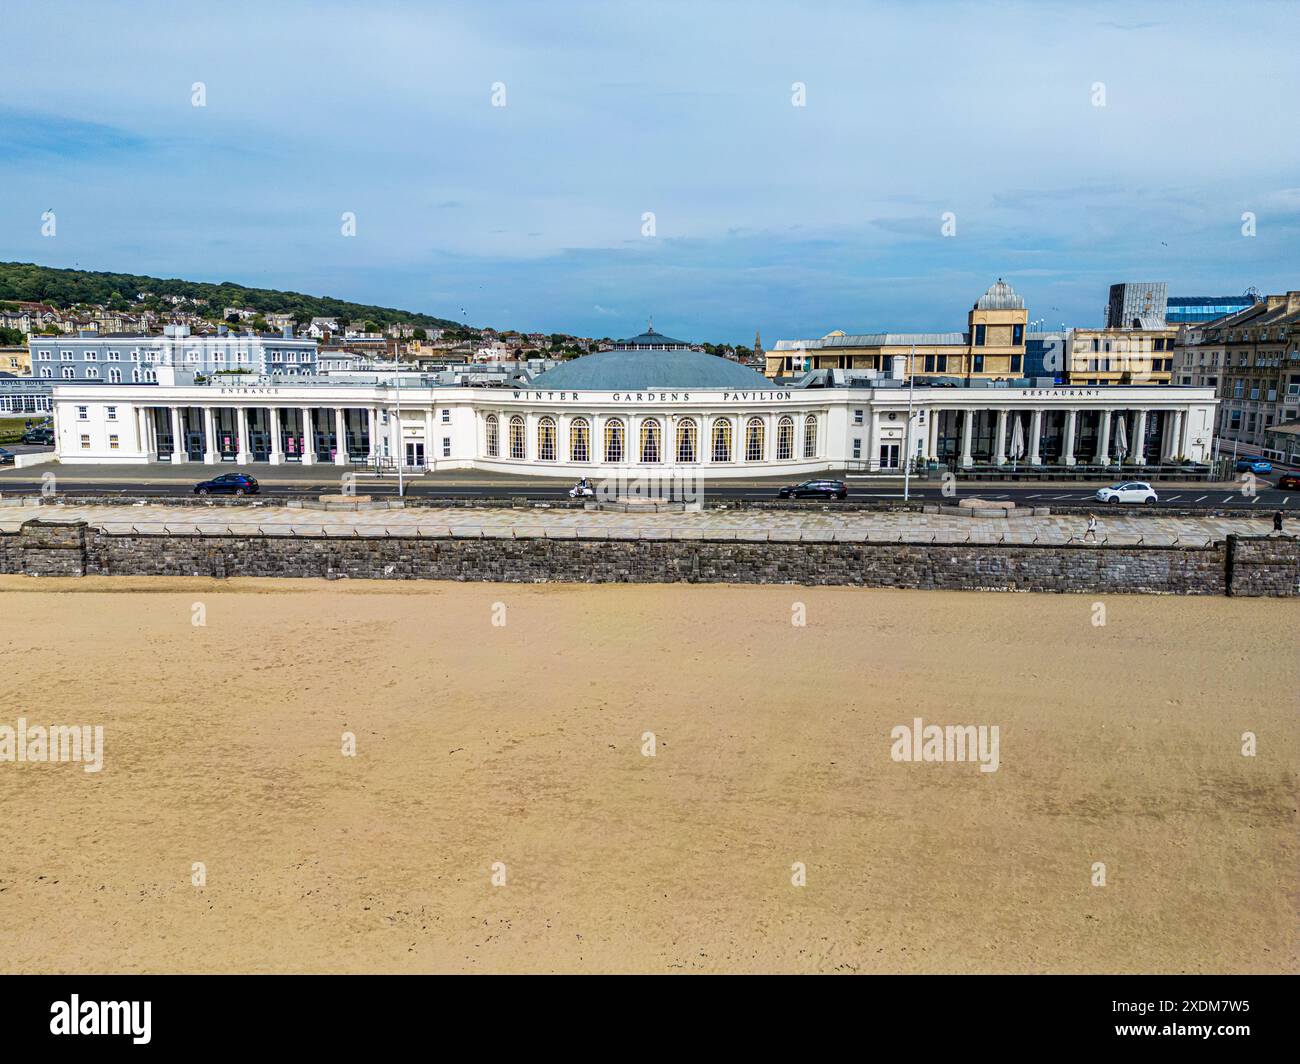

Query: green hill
left=0, top=261, right=465, bottom=331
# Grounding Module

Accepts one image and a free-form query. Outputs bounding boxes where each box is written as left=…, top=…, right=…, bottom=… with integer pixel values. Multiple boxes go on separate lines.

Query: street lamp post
left=903, top=345, right=916, bottom=502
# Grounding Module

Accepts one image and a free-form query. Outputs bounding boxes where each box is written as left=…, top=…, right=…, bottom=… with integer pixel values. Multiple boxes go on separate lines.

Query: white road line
left=1285, top=497, right=1291, bottom=505
left=1166, top=494, right=1182, bottom=500
left=1052, top=494, right=1072, bottom=499
left=1025, top=494, right=1042, bottom=499
left=1251, top=495, right=1261, bottom=504
left=1222, top=496, right=1235, bottom=503
left=1194, top=496, right=1207, bottom=502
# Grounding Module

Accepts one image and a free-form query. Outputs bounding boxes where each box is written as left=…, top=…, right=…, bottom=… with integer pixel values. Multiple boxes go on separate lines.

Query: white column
left=135, top=407, right=148, bottom=456
left=1095, top=409, right=1111, bottom=464
left=926, top=409, right=940, bottom=459
left=334, top=407, right=348, bottom=466
left=390, top=407, right=402, bottom=466
left=994, top=408, right=1008, bottom=465
left=960, top=409, right=974, bottom=468
left=1161, top=410, right=1179, bottom=462
left=170, top=406, right=187, bottom=463
left=423, top=408, right=435, bottom=469
left=1177, top=407, right=1191, bottom=460
left=1028, top=409, right=1042, bottom=465
left=1133, top=409, right=1147, bottom=465
left=367, top=408, right=379, bottom=461
left=1062, top=409, right=1077, bottom=465
left=269, top=407, right=283, bottom=464
left=301, top=407, right=316, bottom=465
left=203, top=407, right=217, bottom=464
left=236, top=406, right=252, bottom=464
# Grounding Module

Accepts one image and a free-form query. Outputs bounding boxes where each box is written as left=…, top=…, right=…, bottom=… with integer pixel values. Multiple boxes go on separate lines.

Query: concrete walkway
left=0, top=500, right=1285, bottom=546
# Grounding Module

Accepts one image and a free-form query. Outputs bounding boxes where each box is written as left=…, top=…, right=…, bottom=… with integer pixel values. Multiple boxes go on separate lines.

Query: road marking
left=1222, top=496, right=1235, bottom=503
left=1024, top=494, right=1042, bottom=499
left=1251, top=495, right=1261, bottom=504
left=1194, top=496, right=1207, bottom=502
left=1165, top=494, right=1182, bottom=501
left=1052, top=494, right=1072, bottom=500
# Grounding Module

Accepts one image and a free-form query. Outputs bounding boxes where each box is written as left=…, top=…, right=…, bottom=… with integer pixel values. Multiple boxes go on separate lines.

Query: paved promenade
left=0, top=501, right=1285, bottom=545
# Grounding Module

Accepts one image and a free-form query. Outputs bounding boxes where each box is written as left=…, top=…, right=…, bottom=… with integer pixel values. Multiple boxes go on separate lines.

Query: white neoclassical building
left=48, top=328, right=1219, bottom=475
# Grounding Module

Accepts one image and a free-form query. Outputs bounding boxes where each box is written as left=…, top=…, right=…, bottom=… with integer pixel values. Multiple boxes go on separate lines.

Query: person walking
left=1084, top=512, right=1098, bottom=543
left=1274, top=510, right=1284, bottom=535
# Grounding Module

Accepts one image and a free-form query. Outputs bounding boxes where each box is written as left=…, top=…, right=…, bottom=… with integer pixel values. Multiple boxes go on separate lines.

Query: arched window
left=776, top=415, right=794, bottom=460
left=485, top=413, right=499, bottom=457
left=711, top=418, right=732, bottom=462
left=570, top=417, right=590, bottom=462
left=537, top=416, right=557, bottom=460
left=745, top=417, right=765, bottom=461
left=131, top=368, right=140, bottom=383
left=508, top=415, right=525, bottom=459
left=62, top=366, right=75, bottom=379
left=604, top=418, right=624, bottom=462
left=640, top=418, right=662, bottom=463
left=109, top=368, right=121, bottom=383
left=40, top=366, right=53, bottom=379
left=675, top=418, right=698, bottom=463
left=803, top=415, right=817, bottom=458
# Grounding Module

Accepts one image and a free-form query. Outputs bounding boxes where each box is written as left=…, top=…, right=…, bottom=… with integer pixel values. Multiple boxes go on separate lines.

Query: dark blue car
left=194, top=473, right=259, bottom=496
left=1235, top=457, right=1272, bottom=474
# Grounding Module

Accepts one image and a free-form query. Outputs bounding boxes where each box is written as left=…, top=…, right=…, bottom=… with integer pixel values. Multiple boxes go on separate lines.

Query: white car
left=1095, top=481, right=1158, bottom=504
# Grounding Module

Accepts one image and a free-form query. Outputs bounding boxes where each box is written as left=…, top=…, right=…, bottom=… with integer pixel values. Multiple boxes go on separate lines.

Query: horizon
left=2, top=0, right=1298, bottom=343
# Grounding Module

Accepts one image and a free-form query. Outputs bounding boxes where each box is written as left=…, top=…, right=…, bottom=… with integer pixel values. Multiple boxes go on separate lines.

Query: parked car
left=21, top=427, right=54, bottom=445
left=0, top=447, right=14, bottom=466
left=1235, top=457, right=1273, bottom=474
left=193, top=473, right=259, bottom=496
left=778, top=479, right=848, bottom=500
left=1095, top=481, right=1158, bottom=504
left=1277, top=472, right=1300, bottom=491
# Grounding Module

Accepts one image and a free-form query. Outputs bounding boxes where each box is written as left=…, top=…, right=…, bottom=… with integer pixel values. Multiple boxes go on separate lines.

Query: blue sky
left=2, top=0, right=1298, bottom=343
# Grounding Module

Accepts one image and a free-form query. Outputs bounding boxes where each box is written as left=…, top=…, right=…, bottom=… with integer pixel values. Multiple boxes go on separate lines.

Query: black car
left=778, top=479, right=848, bottom=500
left=194, top=473, right=259, bottom=496
left=1278, top=472, right=1300, bottom=491
left=21, top=427, right=54, bottom=445
left=0, top=447, right=14, bottom=466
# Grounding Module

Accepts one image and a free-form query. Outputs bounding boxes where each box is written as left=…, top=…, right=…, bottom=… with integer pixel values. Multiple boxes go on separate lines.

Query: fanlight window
left=745, top=418, right=764, bottom=462
left=570, top=417, right=590, bottom=462
left=485, top=414, right=499, bottom=457
left=537, top=416, right=557, bottom=461
left=509, top=415, right=526, bottom=459
left=640, top=418, right=662, bottom=463
left=776, top=416, right=794, bottom=460
left=803, top=415, right=817, bottom=458
left=604, top=418, right=625, bottom=463
left=676, top=418, right=698, bottom=463
left=711, top=419, right=732, bottom=462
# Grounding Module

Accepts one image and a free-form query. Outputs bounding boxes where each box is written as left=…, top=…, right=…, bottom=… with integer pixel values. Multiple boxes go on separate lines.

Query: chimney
left=282, top=324, right=294, bottom=338
left=1287, top=291, right=1300, bottom=314
left=217, top=324, right=228, bottom=337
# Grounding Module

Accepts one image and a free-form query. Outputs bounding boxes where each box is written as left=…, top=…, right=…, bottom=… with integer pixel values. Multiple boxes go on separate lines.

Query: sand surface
left=0, top=576, right=1296, bottom=974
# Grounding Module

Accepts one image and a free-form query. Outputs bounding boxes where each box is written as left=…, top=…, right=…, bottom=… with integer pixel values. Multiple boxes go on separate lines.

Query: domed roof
left=975, top=278, right=1025, bottom=310
left=615, top=327, right=691, bottom=349
left=527, top=347, right=772, bottom=391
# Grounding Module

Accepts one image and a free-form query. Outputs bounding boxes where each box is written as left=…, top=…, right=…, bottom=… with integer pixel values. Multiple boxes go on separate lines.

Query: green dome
left=527, top=348, right=772, bottom=391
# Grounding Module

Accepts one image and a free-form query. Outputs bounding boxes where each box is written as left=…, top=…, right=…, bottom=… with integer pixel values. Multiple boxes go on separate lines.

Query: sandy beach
left=1, top=576, right=1296, bottom=974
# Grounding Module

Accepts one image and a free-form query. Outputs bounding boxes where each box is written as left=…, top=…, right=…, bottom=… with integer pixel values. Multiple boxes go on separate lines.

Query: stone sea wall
left=3, top=519, right=1296, bottom=595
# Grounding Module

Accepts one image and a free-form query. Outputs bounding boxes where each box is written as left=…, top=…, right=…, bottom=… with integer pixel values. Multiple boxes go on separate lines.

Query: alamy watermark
left=0, top=718, right=104, bottom=773
left=890, top=717, right=1000, bottom=773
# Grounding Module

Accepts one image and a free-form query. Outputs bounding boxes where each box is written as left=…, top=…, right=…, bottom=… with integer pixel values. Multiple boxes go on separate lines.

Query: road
left=2, top=456, right=1297, bottom=508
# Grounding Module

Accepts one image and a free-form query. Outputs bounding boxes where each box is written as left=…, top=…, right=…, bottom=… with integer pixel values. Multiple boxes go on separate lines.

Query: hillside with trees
left=0, top=262, right=464, bottom=331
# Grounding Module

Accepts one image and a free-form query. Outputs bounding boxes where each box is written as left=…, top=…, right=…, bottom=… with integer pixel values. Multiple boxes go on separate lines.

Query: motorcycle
left=568, top=481, right=596, bottom=499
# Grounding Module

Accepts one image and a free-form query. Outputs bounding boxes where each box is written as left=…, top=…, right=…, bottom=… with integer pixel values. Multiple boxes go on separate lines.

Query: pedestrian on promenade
left=1084, top=513, right=1098, bottom=543
left=1274, top=510, right=1284, bottom=535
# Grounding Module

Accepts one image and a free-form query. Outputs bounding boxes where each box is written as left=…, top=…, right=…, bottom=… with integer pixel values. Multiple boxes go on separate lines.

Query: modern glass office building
left=1165, top=295, right=1259, bottom=324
